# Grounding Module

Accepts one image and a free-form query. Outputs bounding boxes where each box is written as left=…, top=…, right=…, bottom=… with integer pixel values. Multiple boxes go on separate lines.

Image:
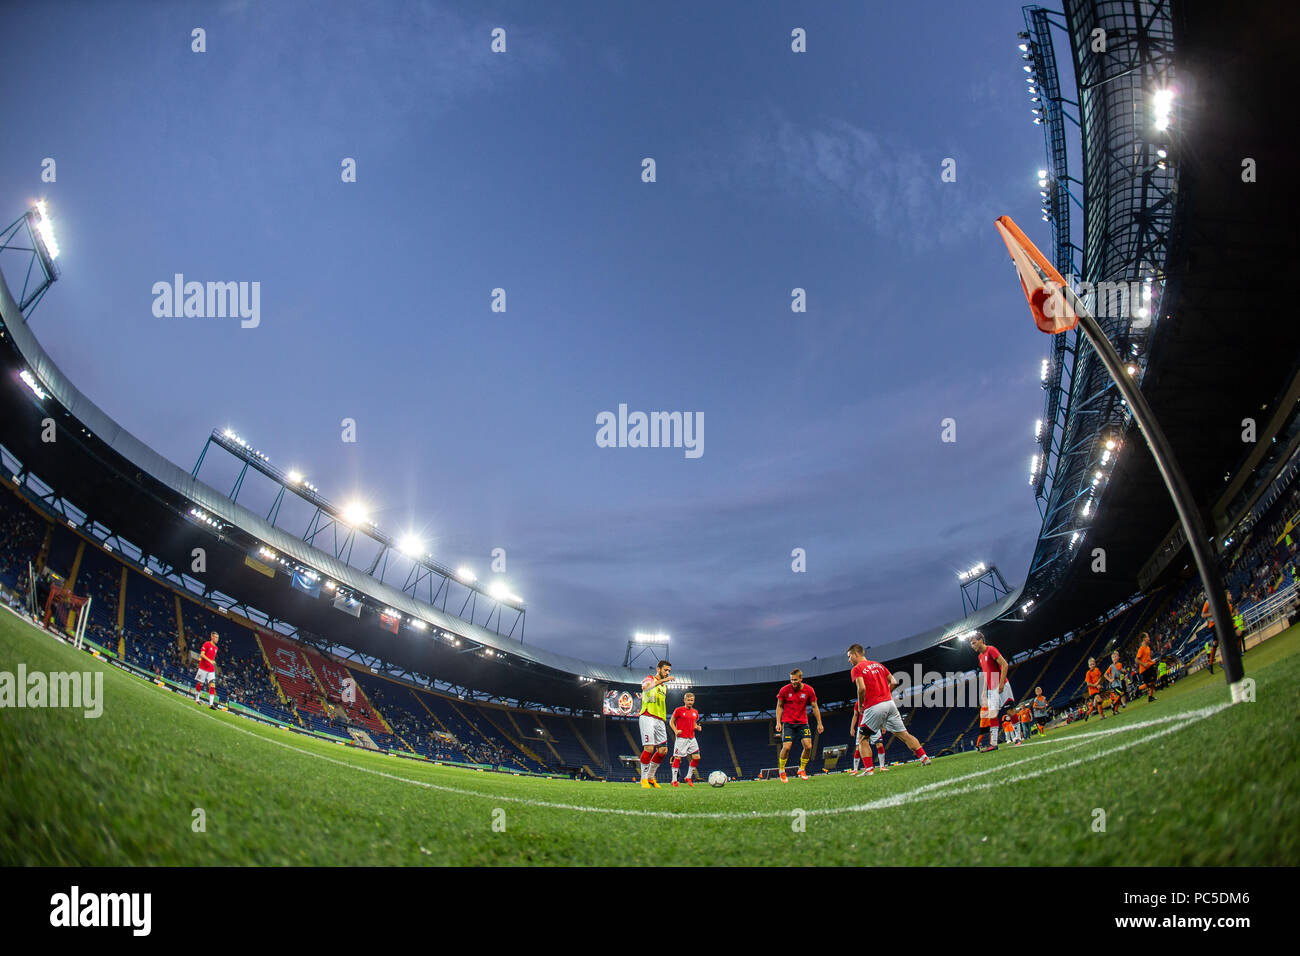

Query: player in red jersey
left=969, top=632, right=1016, bottom=749
left=775, top=669, right=823, bottom=782
left=670, top=692, right=702, bottom=787
left=850, top=690, right=888, bottom=774
left=194, top=631, right=219, bottom=708
left=846, top=644, right=929, bottom=771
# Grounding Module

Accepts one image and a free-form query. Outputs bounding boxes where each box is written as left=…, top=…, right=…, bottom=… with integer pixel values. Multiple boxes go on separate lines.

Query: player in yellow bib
left=638, top=660, right=673, bottom=788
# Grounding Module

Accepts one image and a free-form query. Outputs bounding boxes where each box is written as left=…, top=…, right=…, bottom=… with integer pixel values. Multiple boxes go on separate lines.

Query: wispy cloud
left=686, top=107, right=993, bottom=250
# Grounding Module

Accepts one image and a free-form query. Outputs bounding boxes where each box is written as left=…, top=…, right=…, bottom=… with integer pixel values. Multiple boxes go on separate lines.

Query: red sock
left=640, top=750, right=651, bottom=766
left=671, top=757, right=680, bottom=768
left=690, top=757, right=699, bottom=768
left=914, top=746, right=927, bottom=758
left=651, top=752, right=664, bottom=765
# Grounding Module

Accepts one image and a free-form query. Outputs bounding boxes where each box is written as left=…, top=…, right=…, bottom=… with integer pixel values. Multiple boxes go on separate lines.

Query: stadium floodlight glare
left=1018, top=42, right=1029, bottom=52
left=455, top=566, right=477, bottom=583
left=487, top=580, right=523, bottom=605
left=32, top=200, right=59, bottom=260
left=1105, top=439, right=1117, bottom=450
left=1153, top=89, right=1175, bottom=130
left=958, top=562, right=987, bottom=582
left=1022, top=599, right=1035, bottom=614
left=633, top=631, right=670, bottom=644
left=340, top=501, right=368, bottom=527
left=19, top=369, right=48, bottom=400
left=1037, top=169, right=1047, bottom=179
left=287, top=470, right=303, bottom=485
left=397, top=533, right=425, bottom=558
left=1023, top=65, right=1033, bottom=73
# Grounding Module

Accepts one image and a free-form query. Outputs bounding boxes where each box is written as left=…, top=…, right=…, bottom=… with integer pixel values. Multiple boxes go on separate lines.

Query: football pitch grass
left=2, top=610, right=1297, bottom=866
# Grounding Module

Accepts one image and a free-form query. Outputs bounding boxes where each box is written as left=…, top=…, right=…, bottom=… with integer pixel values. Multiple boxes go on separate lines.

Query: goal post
left=42, top=584, right=90, bottom=648
left=25, top=561, right=37, bottom=619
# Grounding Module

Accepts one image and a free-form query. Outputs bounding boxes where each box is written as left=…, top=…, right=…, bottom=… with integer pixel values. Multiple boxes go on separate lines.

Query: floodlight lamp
left=397, top=534, right=425, bottom=558
left=32, top=200, right=59, bottom=260
left=19, top=369, right=47, bottom=400
left=341, top=501, right=368, bottom=526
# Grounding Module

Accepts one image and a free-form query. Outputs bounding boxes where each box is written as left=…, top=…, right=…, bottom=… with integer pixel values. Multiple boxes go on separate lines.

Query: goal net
left=42, top=585, right=91, bottom=648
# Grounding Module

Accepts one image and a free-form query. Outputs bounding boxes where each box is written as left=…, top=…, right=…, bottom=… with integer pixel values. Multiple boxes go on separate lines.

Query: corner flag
left=994, top=215, right=1077, bottom=334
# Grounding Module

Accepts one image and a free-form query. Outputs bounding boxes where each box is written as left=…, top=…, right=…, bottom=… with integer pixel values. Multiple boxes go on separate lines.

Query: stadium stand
left=0, top=492, right=44, bottom=592
left=3, top=457, right=1299, bottom=783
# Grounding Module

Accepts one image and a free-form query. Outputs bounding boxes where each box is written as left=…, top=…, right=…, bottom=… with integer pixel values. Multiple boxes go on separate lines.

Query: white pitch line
left=182, top=696, right=1231, bottom=822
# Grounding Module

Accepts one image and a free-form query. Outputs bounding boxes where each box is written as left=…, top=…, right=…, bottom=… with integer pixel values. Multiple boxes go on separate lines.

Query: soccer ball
left=708, top=771, right=727, bottom=787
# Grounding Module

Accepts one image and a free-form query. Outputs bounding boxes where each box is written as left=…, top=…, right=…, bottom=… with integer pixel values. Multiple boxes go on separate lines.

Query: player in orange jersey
left=1031, top=687, right=1050, bottom=736
left=1104, top=651, right=1127, bottom=715
left=1135, top=633, right=1158, bottom=702
left=1084, top=658, right=1104, bottom=719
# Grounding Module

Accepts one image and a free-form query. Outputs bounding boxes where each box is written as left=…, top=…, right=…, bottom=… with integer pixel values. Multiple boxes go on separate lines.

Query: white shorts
left=672, top=737, right=700, bottom=757
left=196, top=667, right=215, bottom=685
left=859, top=700, right=906, bottom=736
left=639, top=715, right=667, bottom=748
left=984, top=683, right=1013, bottom=717
left=855, top=724, right=885, bottom=745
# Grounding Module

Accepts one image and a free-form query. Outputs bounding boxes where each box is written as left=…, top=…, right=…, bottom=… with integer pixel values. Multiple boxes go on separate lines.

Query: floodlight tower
left=958, top=562, right=1012, bottom=615
left=0, top=201, right=61, bottom=317
left=623, top=631, right=670, bottom=669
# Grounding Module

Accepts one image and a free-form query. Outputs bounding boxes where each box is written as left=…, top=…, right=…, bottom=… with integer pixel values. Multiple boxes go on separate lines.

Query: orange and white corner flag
left=995, top=215, right=1078, bottom=334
